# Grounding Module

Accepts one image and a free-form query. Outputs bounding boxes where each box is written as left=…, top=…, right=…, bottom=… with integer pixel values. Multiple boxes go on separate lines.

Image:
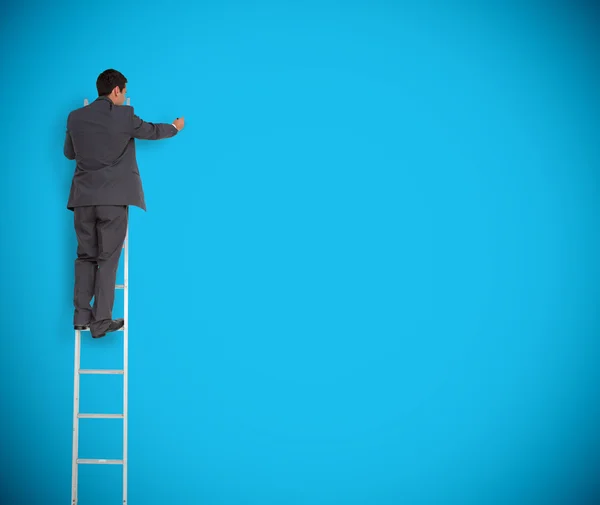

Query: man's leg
left=90, top=205, right=128, bottom=337
left=73, top=206, right=98, bottom=328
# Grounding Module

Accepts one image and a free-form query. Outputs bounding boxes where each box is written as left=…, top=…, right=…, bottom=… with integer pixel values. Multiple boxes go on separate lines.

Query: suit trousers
left=73, top=205, right=128, bottom=335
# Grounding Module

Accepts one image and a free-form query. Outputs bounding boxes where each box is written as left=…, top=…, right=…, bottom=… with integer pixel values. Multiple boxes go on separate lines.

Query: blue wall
left=1, top=1, right=600, bottom=504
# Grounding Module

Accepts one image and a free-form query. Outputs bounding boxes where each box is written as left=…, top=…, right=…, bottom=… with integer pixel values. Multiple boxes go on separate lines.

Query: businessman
left=64, top=69, right=184, bottom=338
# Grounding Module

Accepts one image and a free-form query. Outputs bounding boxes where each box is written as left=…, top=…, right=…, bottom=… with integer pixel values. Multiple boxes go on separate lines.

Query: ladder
left=71, top=97, right=131, bottom=505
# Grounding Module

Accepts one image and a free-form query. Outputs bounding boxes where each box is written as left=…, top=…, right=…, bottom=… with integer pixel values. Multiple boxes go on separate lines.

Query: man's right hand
left=173, top=117, right=185, bottom=131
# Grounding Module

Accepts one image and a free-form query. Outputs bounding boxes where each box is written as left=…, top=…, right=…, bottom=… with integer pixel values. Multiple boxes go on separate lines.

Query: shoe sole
left=92, top=325, right=125, bottom=339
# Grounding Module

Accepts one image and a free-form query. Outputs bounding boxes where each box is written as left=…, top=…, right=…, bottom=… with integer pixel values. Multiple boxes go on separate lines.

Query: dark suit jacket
left=64, top=96, right=178, bottom=211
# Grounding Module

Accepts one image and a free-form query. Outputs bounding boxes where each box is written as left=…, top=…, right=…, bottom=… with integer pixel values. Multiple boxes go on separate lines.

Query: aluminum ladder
left=71, top=96, right=131, bottom=505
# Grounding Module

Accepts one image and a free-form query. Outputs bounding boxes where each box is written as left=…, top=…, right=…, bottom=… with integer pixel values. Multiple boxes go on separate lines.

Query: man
left=64, top=69, right=185, bottom=338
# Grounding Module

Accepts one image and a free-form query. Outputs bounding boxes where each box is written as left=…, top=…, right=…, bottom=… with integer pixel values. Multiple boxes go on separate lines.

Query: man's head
left=96, top=69, right=127, bottom=105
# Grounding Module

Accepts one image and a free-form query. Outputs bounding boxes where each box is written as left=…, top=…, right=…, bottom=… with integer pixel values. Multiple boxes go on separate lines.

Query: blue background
left=1, top=1, right=599, bottom=504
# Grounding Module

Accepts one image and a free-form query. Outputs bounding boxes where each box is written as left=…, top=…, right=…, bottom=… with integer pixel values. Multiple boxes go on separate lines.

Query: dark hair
left=96, top=69, right=127, bottom=96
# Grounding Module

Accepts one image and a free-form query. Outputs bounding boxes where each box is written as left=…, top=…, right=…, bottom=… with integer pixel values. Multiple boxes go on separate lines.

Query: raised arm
left=130, top=107, right=180, bottom=140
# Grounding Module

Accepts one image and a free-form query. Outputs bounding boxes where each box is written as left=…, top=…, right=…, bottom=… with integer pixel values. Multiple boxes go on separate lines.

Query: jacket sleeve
left=64, top=129, right=76, bottom=160
left=129, top=106, right=178, bottom=140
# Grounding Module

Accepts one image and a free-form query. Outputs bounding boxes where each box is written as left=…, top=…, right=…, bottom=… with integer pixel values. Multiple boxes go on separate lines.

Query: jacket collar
left=95, top=95, right=115, bottom=108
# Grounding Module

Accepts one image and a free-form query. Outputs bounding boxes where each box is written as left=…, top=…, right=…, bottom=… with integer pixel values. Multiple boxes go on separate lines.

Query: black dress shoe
left=74, top=324, right=89, bottom=331
left=92, top=318, right=125, bottom=339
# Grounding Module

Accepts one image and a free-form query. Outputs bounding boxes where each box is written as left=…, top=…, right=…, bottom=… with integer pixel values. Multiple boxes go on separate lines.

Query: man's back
left=65, top=96, right=178, bottom=211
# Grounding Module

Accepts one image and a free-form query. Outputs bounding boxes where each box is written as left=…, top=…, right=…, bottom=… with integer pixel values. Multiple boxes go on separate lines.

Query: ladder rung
left=79, top=369, right=124, bottom=375
left=77, top=459, right=123, bottom=465
left=78, top=414, right=124, bottom=419
left=115, top=284, right=126, bottom=289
